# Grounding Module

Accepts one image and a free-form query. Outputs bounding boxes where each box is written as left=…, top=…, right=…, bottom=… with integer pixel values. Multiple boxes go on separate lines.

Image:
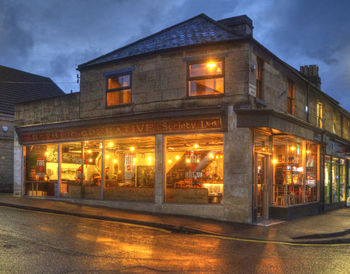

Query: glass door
left=255, top=154, right=268, bottom=220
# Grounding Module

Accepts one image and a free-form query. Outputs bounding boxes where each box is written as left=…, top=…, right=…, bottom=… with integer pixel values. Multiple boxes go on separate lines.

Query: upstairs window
left=316, top=102, right=323, bottom=128
left=287, top=80, right=295, bottom=115
left=332, top=113, right=337, bottom=134
left=188, top=60, right=224, bottom=96
left=256, top=57, right=264, bottom=100
left=106, top=72, right=131, bottom=107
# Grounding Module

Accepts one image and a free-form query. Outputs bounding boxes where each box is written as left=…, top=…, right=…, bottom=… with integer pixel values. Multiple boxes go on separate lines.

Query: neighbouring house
left=0, top=65, right=64, bottom=192
left=13, top=14, right=350, bottom=223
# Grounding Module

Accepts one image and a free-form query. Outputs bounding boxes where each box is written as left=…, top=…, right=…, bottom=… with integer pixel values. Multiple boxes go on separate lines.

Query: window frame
left=186, top=58, right=225, bottom=98
left=256, top=57, right=264, bottom=100
left=316, top=102, right=323, bottom=129
left=287, top=79, right=295, bottom=115
left=105, top=71, right=132, bottom=108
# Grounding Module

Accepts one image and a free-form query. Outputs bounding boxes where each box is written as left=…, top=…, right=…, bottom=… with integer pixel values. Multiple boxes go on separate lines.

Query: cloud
left=0, top=0, right=34, bottom=67
left=0, top=0, right=348, bottom=109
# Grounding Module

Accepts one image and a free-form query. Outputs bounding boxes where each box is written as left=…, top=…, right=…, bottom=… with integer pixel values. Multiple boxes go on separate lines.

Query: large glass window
left=103, top=137, right=155, bottom=202
left=324, top=156, right=331, bottom=204
left=332, top=158, right=339, bottom=203
left=61, top=141, right=102, bottom=200
left=165, top=134, right=223, bottom=204
left=340, top=159, right=346, bottom=202
left=25, top=144, right=58, bottom=197
left=272, top=136, right=319, bottom=206
left=106, top=72, right=131, bottom=106
left=188, top=60, right=224, bottom=96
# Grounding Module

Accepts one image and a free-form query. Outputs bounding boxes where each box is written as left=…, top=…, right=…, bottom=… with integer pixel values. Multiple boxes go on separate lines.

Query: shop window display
left=273, top=136, right=319, bottom=206
left=332, top=158, right=339, bottom=203
left=25, top=144, right=58, bottom=196
left=340, top=159, right=346, bottom=202
left=165, top=134, right=223, bottom=204
left=324, top=156, right=331, bottom=204
left=61, top=141, right=102, bottom=199
left=103, top=137, right=155, bottom=202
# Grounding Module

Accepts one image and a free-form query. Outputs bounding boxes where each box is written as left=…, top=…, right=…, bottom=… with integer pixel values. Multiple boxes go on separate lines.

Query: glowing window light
left=130, top=146, right=135, bottom=152
left=133, top=158, right=136, bottom=162
left=207, top=62, right=217, bottom=70
left=194, top=144, right=198, bottom=149
left=148, top=157, right=152, bottom=161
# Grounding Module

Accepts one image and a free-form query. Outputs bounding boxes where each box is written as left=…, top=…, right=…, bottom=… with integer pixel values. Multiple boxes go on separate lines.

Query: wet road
left=0, top=206, right=349, bottom=273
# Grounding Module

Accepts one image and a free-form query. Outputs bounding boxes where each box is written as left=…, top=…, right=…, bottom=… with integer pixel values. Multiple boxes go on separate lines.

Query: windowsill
left=186, top=94, right=225, bottom=99
left=105, top=103, right=133, bottom=109
left=255, top=98, right=266, bottom=106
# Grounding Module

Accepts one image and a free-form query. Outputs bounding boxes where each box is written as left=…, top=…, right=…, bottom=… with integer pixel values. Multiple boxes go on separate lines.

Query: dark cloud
left=0, top=0, right=34, bottom=67
left=0, top=0, right=349, bottom=109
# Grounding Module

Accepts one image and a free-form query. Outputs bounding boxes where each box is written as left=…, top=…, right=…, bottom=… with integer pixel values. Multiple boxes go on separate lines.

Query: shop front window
left=25, top=144, right=58, bottom=197
left=165, top=134, right=223, bottom=204
left=272, top=136, right=319, bottom=206
left=61, top=141, right=102, bottom=200
left=324, top=156, right=331, bottom=204
left=103, top=137, right=155, bottom=202
left=340, top=159, right=346, bottom=202
left=332, top=158, right=339, bottom=203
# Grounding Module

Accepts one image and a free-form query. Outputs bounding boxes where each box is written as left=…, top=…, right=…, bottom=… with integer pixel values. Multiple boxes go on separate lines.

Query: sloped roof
left=0, top=65, right=65, bottom=115
left=78, top=13, right=243, bottom=70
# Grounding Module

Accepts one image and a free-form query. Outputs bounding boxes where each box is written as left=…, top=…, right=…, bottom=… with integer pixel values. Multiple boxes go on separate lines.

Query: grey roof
left=78, top=13, right=244, bottom=69
left=0, top=65, right=65, bottom=115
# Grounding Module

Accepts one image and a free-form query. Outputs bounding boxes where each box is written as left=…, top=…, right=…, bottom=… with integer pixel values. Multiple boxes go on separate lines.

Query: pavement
left=1, top=193, right=350, bottom=245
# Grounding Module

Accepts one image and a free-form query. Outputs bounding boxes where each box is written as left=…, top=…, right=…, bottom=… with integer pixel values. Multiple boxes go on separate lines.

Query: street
left=0, top=206, right=349, bottom=273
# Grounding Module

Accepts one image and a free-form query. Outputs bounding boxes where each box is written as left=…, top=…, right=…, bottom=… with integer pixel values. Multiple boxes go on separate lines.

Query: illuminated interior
left=188, top=60, right=224, bottom=96
left=165, top=134, right=223, bottom=204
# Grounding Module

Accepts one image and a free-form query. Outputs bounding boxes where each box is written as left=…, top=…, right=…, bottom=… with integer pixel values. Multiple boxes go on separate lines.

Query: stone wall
left=77, top=42, right=251, bottom=119
left=0, top=113, right=14, bottom=192
left=15, top=93, right=80, bottom=126
left=250, top=48, right=350, bottom=141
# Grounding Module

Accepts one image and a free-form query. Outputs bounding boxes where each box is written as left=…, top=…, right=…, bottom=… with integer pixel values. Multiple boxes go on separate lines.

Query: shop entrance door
left=255, top=154, right=268, bottom=220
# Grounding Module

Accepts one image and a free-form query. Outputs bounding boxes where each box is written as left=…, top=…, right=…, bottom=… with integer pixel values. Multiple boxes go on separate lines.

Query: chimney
left=300, top=65, right=321, bottom=89
left=217, top=15, right=253, bottom=37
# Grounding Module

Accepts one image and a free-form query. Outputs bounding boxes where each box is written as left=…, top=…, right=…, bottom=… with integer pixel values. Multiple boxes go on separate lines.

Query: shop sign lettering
left=19, top=117, right=223, bottom=143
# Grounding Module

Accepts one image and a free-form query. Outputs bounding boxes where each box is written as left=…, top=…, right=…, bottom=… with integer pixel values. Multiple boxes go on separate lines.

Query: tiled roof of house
left=78, top=14, right=246, bottom=69
left=0, top=65, right=65, bottom=115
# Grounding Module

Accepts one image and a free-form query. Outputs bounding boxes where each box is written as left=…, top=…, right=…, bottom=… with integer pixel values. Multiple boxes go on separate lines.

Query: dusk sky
left=1, top=0, right=349, bottom=110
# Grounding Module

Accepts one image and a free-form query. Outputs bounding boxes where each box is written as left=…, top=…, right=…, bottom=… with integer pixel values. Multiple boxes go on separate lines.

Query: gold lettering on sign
left=19, top=117, right=223, bottom=143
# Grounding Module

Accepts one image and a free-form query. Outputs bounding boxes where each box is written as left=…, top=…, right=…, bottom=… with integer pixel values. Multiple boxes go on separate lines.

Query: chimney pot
left=300, top=64, right=321, bottom=89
